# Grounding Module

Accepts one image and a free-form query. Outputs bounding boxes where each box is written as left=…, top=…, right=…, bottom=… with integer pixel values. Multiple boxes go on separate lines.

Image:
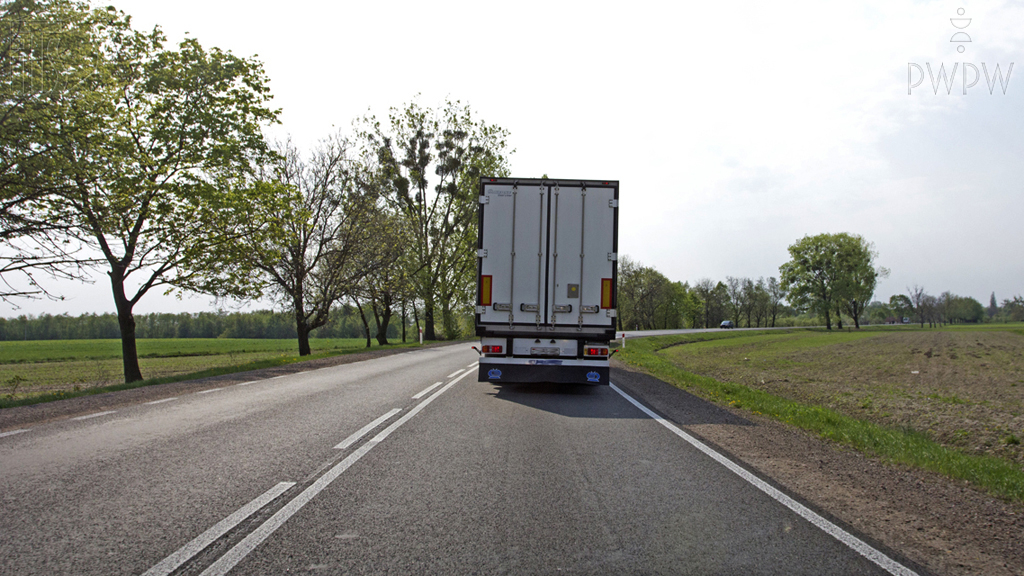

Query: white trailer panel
left=476, top=178, right=618, bottom=339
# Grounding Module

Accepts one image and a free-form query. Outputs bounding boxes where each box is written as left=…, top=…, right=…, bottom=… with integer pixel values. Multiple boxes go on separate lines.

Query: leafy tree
left=358, top=98, right=511, bottom=340
left=907, top=285, right=928, bottom=327
left=766, top=276, right=785, bottom=327
left=935, top=293, right=985, bottom=324
left=28, top=5, right=285, bottom=382
left=889, top=294, right=912, bottom=322
left=680, top=283, right=703, bottom=328
left=988, top=292, right=999, bottom=320
left=779, top=233, right=882, bottom=330
left=710, top=281, right=730, bottom=326
left=0, top=0, right=104, bottom=300
left=350, top=199, right=413, bottom=346
left=693, top=278, right=716, bottom=328
left=725, top=276, right=743, bottom=325
left=1001, top=296, right=1024, bottom=322
left=833, top=237, right=887, bottom=329
left=749, top=277, right=770, bottom=327
left=237, top=135, right=382, bottom=356
left=864, top=300, right=891, bottom=324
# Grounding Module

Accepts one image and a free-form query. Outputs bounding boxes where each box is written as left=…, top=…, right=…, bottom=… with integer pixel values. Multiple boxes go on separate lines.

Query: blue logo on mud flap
left=586, top=371, right=601, bottom=383
left=488, top=369, right=502, bottom=380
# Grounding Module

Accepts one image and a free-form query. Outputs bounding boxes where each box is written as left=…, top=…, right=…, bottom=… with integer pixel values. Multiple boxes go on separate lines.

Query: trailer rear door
left=477, top=179, right=618, bottom=335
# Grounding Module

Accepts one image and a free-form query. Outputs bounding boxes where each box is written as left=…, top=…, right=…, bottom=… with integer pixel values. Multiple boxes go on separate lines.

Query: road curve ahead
left=0, top=344, right=922, bottom=575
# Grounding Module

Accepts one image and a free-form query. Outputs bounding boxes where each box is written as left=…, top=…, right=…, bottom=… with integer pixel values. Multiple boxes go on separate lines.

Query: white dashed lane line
left=71, top=410, right=117, bottom=421
left=196, top=369, right=477, bottom=576
left=0, top=429, right=28, bottom=438
left=412, top=382, right=443, bottom=399
left=145, top=397, right=178, bottom=405
left=333, top=409, right=403, bottom=450
left=446, top=369, right=464, bottom=378
left=197, top=388, right=223, bottom=395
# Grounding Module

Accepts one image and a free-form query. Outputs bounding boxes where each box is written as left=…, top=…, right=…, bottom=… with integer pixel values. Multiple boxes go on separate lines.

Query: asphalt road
left=0, top=343, right=923, bottom=575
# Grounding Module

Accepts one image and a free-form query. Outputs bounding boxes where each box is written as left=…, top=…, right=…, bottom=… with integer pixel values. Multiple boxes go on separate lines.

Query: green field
left=617, top=324, right=1024, bottom=503
left=0, top=338, right=416, bottom=405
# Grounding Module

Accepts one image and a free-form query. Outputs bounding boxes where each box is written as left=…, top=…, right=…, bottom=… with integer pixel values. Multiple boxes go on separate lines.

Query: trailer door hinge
left=475, top=306, right=486, bottom=314
left=609, top=199, right=618, bottom=208
left=479, top=195, right=489, bottom=204
left=607, top=252, right=617, bottom=261
left=606, top=309, right=618, bottom=318
left=477, top=248, right=488, bottom=258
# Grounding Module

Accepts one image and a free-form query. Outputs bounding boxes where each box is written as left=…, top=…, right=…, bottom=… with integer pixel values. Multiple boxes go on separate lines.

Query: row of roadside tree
left=0, top=307, right=401, bottom=341
left=1, top=1, right=508, bottom=381
left=615, top=232, right=1019, bottom=331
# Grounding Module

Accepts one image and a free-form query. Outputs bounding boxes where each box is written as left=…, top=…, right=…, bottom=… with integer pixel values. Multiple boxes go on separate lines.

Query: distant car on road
left=720, top=320, right=735, bottom=329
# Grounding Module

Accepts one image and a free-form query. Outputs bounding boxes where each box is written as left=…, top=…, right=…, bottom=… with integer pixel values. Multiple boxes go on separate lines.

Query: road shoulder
left=611, top=364, right=1024, bottom=576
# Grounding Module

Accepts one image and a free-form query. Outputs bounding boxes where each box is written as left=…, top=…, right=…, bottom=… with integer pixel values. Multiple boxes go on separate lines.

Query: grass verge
left=616, top=332, right=1024, bottom=504
left=0, top=342, right=424, bottom=410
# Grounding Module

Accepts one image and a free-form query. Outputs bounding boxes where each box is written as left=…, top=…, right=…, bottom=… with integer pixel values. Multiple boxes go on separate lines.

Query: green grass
left=617, top=332, right=1024, bottom=504
left=0, top=337, right=427, bottom=409
left=0, top=337, right=375, bottom=364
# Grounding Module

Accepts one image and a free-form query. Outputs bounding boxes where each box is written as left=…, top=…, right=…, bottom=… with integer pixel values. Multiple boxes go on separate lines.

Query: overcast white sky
left=5, top=0, right=1023, bottom=317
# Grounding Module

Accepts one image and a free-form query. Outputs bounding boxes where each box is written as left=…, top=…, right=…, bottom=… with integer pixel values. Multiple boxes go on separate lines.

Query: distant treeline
left=0, top=307, right=404, bottom=341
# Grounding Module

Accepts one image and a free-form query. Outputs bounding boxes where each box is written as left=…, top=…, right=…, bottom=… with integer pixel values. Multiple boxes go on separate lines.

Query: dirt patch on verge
left=612, top=361, right=1024, bottom=576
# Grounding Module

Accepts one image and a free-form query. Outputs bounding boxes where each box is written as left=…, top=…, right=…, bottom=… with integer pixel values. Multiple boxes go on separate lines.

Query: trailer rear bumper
left=477, top=357, right=610, bottom=385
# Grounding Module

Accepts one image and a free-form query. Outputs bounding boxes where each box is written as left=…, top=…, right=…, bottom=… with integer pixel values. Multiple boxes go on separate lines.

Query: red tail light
left=585, top=347, right=609, bottom=357
left=482, top=345, right=503, bottom=354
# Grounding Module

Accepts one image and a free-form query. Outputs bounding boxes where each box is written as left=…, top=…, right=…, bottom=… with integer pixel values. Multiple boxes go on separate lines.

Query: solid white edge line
left=412, top=382, right=444, bottom=400
left=236, top=381, right=258, bottom=386
left=609, top=383, right=919, bottom=576
left=199, top=369, right=476, bottom=576
left=333, top=408, right=403, bottom=450
left=145, top=397, right=178, bottom=405
left=446, top=369, right=465, bottom=378
left=197, top=388, right=223, bottom=394
left=72, top=410, right=116, bottom=421
left=0, top=429, right=28, bottom=438
left=141, top=481, right=295, bottom=576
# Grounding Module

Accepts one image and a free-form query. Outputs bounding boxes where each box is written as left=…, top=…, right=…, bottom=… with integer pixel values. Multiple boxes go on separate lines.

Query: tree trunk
left=294, top=295, right=311, bottom=356
left=352, top=297, right=372, bottom=348
left=424, top=299, right=436, bottom=341
left=373, top=296, right=392, bottom=346
left=110, top=272, right=143, bottom=383
left=296, top=319, right=312, bottom=356
left=401, top=300, right=407, bottom=343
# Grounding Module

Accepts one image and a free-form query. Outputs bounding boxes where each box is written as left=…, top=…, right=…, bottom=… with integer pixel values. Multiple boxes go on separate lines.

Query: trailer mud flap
left=477, top=363, right=609, bottom=385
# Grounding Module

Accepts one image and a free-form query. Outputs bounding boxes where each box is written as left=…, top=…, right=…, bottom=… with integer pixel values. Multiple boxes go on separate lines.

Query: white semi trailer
left=474, top=177, right=619, bottom=384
